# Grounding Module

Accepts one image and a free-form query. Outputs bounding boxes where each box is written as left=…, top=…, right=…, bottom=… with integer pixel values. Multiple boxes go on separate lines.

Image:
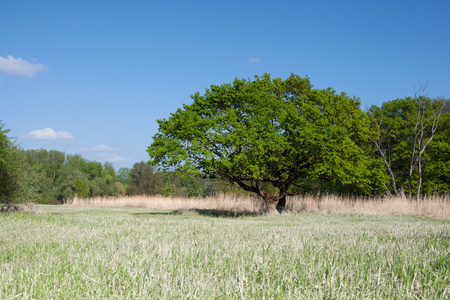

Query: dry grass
left=68, top=194, right=266, bottom=213
left=66, top=193, right=450, bottom=219
left=288, top=194, right=450, bottom=220
left=0, top=202, right=37, bottom=213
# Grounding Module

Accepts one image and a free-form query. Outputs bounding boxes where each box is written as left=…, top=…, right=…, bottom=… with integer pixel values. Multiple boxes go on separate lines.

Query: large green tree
left=148, top=74, right=378, bottom=213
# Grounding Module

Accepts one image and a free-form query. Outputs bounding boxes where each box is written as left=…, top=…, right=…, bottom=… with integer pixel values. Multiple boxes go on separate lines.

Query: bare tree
left=371, top=116, right=407, bottom=200
left=408, top=84, right=446, bottom=201
left=371, top=84, right=447, bottom=201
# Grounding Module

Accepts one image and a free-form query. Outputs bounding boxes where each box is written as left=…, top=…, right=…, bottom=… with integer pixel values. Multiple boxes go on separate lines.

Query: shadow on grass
left=134, top=209, right=263, bottom=218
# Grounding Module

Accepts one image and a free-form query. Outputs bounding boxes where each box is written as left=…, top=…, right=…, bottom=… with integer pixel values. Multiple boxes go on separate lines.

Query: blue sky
left=2, top=0, right=449, bottom=170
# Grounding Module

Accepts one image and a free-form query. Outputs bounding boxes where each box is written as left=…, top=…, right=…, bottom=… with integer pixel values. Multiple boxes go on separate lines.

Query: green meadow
left=1, top=206, right=449, bottom=299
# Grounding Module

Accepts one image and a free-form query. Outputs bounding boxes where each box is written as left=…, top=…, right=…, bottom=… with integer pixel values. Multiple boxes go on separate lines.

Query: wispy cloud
left=0, top=55, right=48, bottom=77
left=248, top=56, right=261, bottom=63
left=25, top=128, right=75, bottom=141
left=79, top=144, right=115, bottom=152
left=98, top=153, right=126, bottom=163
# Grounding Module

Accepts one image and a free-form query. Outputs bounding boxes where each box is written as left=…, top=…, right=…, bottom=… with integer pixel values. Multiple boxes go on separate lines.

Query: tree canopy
left=148, top=74, right=378, bottom=213
left=369, top=97, right=449, bottom=199
left=126, top=161, right=163, bottom=195
left=0, top=122, right=29, bottom=205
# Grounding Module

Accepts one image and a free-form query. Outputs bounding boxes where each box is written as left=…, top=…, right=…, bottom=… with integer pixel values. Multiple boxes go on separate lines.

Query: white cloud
left=79, top=144, right=115, bottom=152
left=98, top=153, right=126, bottom=163
left=25, top=128, right=75, bottom=141
left=0, top=55, right=48, bottom=77
left=248, top=56, right=261, bottom=63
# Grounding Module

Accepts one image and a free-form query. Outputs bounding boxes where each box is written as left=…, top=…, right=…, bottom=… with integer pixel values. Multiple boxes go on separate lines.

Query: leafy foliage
left=148, top=74, right=379, bottom=212
left=424, top=108, right=450, bottom=193
left=369, top=97, right=449, bottom=197
left=0, top=122, right=31, bottom=204
left=117, top=167, right=132, bottom=185
left=24, top=149, right=123, bottom=203
left=126, top=161, right=164, bottom=195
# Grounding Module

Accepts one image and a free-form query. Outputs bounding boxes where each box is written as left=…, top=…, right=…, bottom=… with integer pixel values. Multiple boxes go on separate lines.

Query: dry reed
left=67, top=193, right=450, bottom=219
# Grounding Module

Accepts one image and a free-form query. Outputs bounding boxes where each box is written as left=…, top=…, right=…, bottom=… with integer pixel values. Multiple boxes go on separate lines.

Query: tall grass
left=67, top=193, right=450, bottom=219
left=1, top=206, right=448, bottom=299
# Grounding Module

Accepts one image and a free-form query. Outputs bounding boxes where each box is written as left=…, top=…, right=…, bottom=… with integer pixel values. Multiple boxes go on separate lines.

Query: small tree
left=148, top=74, right=377, bottom=213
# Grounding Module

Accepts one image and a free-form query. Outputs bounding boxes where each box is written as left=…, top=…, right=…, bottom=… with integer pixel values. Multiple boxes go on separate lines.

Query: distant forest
left=2, top=147, right=240, bottom=204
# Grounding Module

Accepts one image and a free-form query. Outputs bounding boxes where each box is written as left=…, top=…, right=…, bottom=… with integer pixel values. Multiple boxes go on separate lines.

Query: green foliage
left=422, top=104, right=450, bottom=193
left=163, top=174, right=206, bottom=197
left=176, top=175, right=201, bottom=197
left=148, top=74, right=379, bottom=210
left=75, top=179, right=90, bottom=198
left=0, top=122, right=31, bottom=204
left=56, top=168, right=89, bottom=201
left=81, top=161, right=103, bottom=180
left=117, top=167, right=132, bottom=185
left=24, top=149, right=122, bottom=202
left=126, top=161, right=163, bottom=195
left=102, top=162, right=118, bottom=184
left=369, top=97, right=449, bottom=196
left=25, top=149, right=65, bottom=181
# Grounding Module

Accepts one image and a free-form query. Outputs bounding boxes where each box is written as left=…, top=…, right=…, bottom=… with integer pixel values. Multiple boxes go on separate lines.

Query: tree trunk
left=417, top=151, right=423, bottom=203
left=372, top=139, right=401, bottom=197
left=266, top=200, right=279, bottom=214
left=276, top=196, right=286, bottom=213
left=383, top=183, right=393, bottom=198
left=399, top=186, right=407, bottom=201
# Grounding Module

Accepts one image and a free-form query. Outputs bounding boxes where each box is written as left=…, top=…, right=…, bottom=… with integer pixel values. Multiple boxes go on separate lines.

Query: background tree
left=422, top=99, right=450, bottom=194
left=0, top=122, right=31, bottom=205
left=25, top=149, right=66, bottom=203
left=81, top=161, right=103, bottom=180
left=117, top=167, right=132, bottom=185
left=24, top=149, right=123, bottom=202
left=102, top=162, right=118, bottom=184
left=369, top=95, right=448, bottom=200
left=127, top=161, right=163, bottom=195
left=148, top=74, right=378, bottom=213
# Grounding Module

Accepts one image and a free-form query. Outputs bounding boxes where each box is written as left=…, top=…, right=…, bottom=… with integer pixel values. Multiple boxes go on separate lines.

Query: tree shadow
left=180, top=209, right=263, bottom=218
left=133, top=209, right=263, bottom=218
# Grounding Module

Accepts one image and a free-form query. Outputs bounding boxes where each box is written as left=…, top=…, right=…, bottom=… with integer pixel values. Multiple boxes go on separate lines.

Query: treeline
left=0, top=129, right=240, bottom=204
left=1, top=95, right=449, bottom=206
left=24, top=150, right=121, bottom=204
left=25, top=149, right=238, bottom=204
left=118, top=161, right=244, bottom=198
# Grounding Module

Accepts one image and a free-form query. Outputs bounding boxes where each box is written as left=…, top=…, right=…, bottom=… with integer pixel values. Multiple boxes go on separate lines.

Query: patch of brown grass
left=67, top=194, right=266, bottom=213
left=66, top=193, right=450, bottom=219
left=288, top=194, right=450, bottom=220
left=0, top=202, right=37, bottom=213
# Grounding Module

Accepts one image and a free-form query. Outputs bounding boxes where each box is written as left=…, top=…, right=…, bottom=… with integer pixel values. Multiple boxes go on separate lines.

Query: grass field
left=1, top=206, right=449, bottom=299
